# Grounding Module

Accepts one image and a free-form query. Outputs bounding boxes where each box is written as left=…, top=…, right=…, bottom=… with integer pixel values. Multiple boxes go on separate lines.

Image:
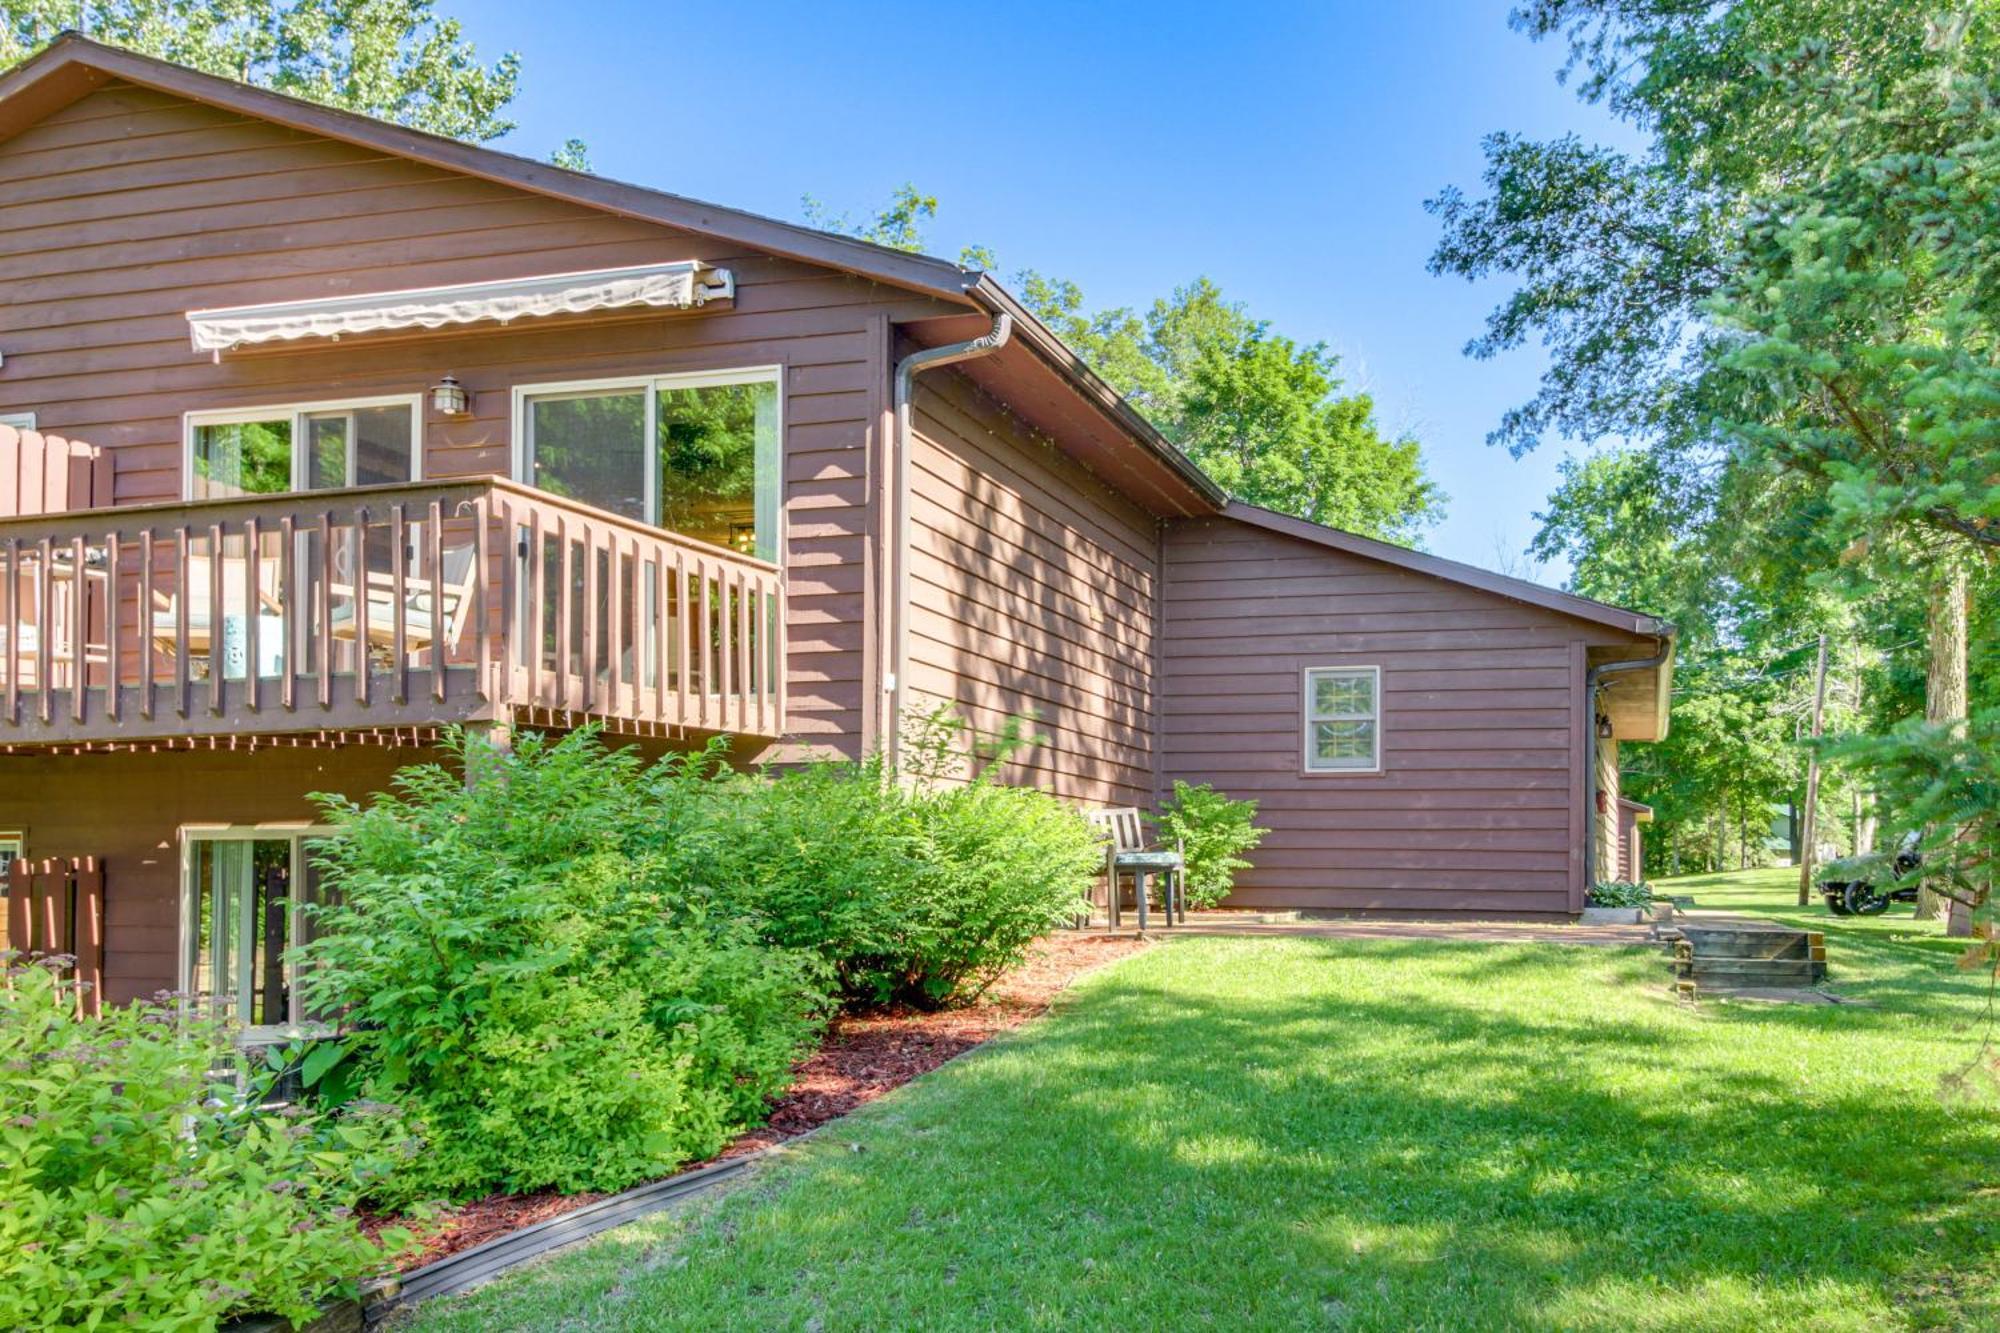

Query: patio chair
left=149, top=553, right=287, bottom=678
left=327, top=543, right=477, bottom=664
left=1084, top=806, right=1186, bottom=931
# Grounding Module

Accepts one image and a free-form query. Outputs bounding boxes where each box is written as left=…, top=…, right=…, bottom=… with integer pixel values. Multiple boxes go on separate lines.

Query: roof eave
left=1220, top=500, right=1673, bottom=640
left=0, top=33, right=981, bottom=307
left=967, top=276, right=1228, bottom=510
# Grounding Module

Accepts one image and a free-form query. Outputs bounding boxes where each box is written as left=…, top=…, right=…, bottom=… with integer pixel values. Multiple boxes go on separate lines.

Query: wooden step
left=1675, top=926, right=1823, bottom=961
left=1678, top=957, right=1827, bottom=982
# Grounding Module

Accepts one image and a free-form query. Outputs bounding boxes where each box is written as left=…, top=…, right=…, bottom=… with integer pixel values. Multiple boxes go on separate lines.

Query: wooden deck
left=0, top=476, right=784, bottom=749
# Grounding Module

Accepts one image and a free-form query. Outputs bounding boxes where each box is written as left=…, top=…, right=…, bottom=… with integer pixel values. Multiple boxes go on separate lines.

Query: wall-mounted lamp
left=1596, top=714, right=1614, bottom=740
left=430, top=373, right=470, bottom=417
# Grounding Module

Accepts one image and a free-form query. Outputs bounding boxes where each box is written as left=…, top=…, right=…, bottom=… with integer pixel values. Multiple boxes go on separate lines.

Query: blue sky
left=466, top=0, right=1635, bottom=578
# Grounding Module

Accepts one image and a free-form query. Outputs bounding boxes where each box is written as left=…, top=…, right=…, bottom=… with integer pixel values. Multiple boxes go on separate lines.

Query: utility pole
left=1796, top=633, right=1830, bottom=906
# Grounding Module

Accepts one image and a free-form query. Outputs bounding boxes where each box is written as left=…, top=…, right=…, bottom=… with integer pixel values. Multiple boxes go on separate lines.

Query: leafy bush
left=1156, top=780, right=1268, bottom=909
left=1587, top=880, right=1654, bottom=909
left=901, top=779, right=1103, bottom=1004
left=0, top=961, right=408, bottom=1331
left=298, top=730, right=830, bottom=1204
left=709, top=748, right=1099, bottom=1008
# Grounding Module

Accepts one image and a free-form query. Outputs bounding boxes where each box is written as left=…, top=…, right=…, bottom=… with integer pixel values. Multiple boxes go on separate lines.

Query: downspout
left=1583, top=634, right=1675, bottom=893
left=886, top=313, right=1013, bottom=772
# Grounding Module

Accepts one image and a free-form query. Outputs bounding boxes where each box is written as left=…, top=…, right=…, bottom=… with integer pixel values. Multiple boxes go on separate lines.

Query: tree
left=1433, top=0, right=2000, bottom=930
left=801, top=190, right=1441, bottom=543
left=2, top=0, right=523, bottom=143
left=1024, top=276, right=1441, bottom=539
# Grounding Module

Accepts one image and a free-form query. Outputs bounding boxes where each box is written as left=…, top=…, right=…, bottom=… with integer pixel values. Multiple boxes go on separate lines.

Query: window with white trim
left=180, top=827, right=338, bottom=1033
left=514, top=368, right=782, bottom=560
left=185, top=396, right=420, bottom=500
left=0, top=412, right=36, bottom=431
left=0, top=830, right=22, bottom=880
left=1304, top=666, right=1381, bottom=773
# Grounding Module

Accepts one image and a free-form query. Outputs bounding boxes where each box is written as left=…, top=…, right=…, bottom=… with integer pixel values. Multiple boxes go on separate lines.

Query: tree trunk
left=1797, top=633, right=1829, bottom=906
left=1919, top=566, right=1971, bottom=933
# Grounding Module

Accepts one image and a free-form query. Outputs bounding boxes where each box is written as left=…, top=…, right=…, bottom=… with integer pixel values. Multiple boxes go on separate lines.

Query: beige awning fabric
left=187, top=261, right=735, bottom=354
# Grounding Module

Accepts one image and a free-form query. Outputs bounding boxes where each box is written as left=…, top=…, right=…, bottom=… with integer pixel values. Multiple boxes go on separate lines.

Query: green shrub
left=700, top=751, right=924, bottom=1002
left=706, top=712, right=1099, bottom=1007
left=1156, top=780, right=1268, bottom=909
left=0, top=961, right=409, bottom=1331
left=298, top=730, right=830, bottom=1204
left=1587, top=880, right=1654, bottom=909
left=901, top=779, right=1102, bottom=1004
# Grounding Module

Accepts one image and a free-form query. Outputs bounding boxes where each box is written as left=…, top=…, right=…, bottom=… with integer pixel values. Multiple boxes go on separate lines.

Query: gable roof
left=1222, top=501, right=1672, bottom=640
left=0, top=33, right=1225, bottom=512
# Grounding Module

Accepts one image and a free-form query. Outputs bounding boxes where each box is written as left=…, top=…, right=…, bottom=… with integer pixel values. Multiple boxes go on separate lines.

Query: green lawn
left=393, top=870, right=2000, bottom=1331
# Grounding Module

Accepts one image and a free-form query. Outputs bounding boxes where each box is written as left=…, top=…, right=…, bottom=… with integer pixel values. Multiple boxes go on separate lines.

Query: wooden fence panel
left=4, top=855, right=105, bottom=1015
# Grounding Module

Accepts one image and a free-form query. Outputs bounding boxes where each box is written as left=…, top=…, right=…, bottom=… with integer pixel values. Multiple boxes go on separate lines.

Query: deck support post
left=460, top=718, right=513, bottom=788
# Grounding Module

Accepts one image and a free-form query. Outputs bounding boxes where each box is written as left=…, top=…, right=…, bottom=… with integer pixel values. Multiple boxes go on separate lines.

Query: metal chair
left=1084, top=806, right=1186, bottom=930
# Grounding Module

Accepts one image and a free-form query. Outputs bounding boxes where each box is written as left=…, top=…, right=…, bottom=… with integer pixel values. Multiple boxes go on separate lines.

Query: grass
left=391, top=869, right=2000, bottom=1331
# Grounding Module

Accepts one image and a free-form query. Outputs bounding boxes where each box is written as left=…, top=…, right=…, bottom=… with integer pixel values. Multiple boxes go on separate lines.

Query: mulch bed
left=369, top=931, right=1149, bottom=1271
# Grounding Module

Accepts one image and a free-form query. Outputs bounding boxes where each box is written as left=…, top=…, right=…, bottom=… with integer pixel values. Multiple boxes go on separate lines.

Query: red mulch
left=367, top=931, right=1148, bottom=1271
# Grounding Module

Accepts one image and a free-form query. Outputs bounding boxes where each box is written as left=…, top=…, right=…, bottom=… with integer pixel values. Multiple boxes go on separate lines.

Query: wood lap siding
left=0, top=746, right=423, bottom=1005
left=905, top=377, right=1157, bottom=805
left=0, top=80, right=958, bottom=758
left=1161, top=516, right=1644, bottom=918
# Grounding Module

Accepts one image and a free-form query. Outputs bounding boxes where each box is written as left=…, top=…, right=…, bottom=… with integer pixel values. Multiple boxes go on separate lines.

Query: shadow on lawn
left=403, top=935, right=2000, bottom=1332
left=959, top=937, right=2000, bottom=1326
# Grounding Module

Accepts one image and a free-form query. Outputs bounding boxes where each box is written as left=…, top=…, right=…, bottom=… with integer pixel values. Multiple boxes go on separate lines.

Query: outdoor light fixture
left=430, top=374, right=470, bottom=416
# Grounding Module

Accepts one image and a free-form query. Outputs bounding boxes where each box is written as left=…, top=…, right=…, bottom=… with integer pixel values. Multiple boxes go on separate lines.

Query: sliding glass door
left=181, top=830, right=333, bottom=1034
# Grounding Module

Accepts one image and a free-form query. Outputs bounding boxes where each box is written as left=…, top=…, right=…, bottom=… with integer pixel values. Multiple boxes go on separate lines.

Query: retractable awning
left=186, top=261, right=736, bottom=354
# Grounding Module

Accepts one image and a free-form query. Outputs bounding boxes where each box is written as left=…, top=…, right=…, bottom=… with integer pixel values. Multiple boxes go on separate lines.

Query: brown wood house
left=0, top=36, right=1672, bottom=1022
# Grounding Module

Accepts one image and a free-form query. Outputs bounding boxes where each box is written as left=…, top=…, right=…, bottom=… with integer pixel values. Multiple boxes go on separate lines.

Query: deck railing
left=0, top=476, right=784, bottom=746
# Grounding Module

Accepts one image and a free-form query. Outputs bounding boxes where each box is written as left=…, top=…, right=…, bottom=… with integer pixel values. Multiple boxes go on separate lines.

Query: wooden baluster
left=752, top=581, right=765, bottom=737
left=697, top=557, right=712, bottom=729
left=527, top=507, right=544, bottom=706
left=555, top=515, right=572, bottom=711
left=206, top=522, right=223, bottom=716
left=651, top=555, right=667, bottom=721
left=353, top=508, right=371, bottom=708
left=428, top=499, right=445, bottom=704
left=580, top=521, right=596, bottom=714
left=736, top=567, right=751, bottom=734
left=675, top=550, right=690, bottom=726
left=630, top=537, right=644, bottom=719
left=390, top=504, right=408, bottom=707
left=774, top=579, right=787, bottom=734
left=3, top=537, right=16, bottom=726
left=279, top=516, right=296, bottom=712
left=70, top=536, right=86, bottom=725
left=139, top=528, right=154, bottom=721
left=712, top=560, right=728, bottom=728
left=607, top=532, right=623, bottom=716
left=104, top=532, right=120, bottom=723
left=316, top=512, right=334, bottom=710
left=37, top=537, right=54, bottom=725
left=474, top=495, right=492, bottom=703
left=174, top=526, right=190, bottom=719
left=244, top=517, right=260, bottom=715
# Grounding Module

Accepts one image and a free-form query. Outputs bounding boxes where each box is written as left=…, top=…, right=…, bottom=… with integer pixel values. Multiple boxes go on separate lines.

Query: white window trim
left=1301, top=664, right=1383, bottom=776
left=182, top=394, right=423, bottom=500
left=177, top=823, right=339, bottom=1041
left=0, top=411, right=36, bottom=431
left=510, top=366, right=784, bottom=562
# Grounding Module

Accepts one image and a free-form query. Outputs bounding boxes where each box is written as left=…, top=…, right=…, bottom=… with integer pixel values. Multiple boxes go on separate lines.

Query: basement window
left=1303, top=665, right=1381, bottom=774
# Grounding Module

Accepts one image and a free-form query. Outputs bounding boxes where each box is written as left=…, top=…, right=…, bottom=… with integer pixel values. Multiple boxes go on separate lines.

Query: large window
left=186, top=397, right=419, bottom=500
left=1303, top=665, right=1381, bottom=774
left=180, top=828, right=336, bottom=1033
left=515, top=369, right=781, bottom=560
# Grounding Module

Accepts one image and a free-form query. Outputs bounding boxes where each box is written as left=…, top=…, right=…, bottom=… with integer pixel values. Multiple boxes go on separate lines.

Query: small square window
left=1304, top=666, right=1381, bottom=773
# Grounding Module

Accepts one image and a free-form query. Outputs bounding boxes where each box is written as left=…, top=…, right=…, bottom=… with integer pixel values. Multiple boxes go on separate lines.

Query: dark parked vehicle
left=1820, top=838, right=1923, bottom=916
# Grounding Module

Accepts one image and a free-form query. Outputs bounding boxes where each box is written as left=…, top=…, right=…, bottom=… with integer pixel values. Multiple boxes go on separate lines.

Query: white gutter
left=885, top=314, right=1013, bottom=771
